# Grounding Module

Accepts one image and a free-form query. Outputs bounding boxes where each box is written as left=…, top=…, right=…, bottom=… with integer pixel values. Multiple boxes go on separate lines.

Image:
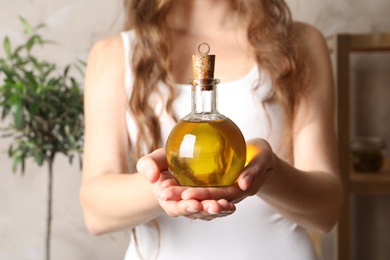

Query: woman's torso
left=121, top=30, right=317, bottom=260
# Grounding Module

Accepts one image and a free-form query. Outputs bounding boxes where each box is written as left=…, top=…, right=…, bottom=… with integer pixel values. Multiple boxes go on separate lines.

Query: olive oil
left=166, top=118, right=246, bottom=186
left=165, top=42, right=246, bottom=187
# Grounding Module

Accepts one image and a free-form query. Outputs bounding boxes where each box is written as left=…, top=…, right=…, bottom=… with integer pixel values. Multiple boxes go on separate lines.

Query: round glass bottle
left=165, top=43, right=246, bottom=187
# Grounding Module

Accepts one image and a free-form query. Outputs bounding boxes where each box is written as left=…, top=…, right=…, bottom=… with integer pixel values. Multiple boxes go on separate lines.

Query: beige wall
left=288, top=0, right=390, bottom=36
left=0, top=0, right=389, bottom=259
left=0, top=1, right=128, bottom=259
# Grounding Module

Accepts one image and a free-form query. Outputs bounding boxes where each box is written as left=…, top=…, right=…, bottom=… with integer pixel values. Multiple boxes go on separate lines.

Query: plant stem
left=46, top=156, right=54, bottom=260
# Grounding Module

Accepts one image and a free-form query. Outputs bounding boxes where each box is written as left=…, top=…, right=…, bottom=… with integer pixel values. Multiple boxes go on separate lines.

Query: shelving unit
left=350, top=159, right=390, bottom=194
left=327, top=33, right=390, bottom=260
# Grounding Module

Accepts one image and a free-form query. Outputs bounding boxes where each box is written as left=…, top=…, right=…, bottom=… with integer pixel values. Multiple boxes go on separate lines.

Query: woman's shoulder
left=87, top=30, right=136, bottom=68
left=83, top=34, right=128, bottom=95
left=292, top=22, right=329, bottom=53
left=85, top=33, right=128, bottom=77
left=89, top=34, right=124, bottom=60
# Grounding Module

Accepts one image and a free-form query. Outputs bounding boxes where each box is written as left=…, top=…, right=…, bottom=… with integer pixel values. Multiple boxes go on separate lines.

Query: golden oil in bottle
left=165, top=43, right=246, bottom=187
left=166, top=118, right=246, bottom=186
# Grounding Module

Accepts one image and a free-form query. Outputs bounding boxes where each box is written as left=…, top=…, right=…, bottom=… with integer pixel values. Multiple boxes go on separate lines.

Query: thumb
left=136, top=148, right=168, bottom=183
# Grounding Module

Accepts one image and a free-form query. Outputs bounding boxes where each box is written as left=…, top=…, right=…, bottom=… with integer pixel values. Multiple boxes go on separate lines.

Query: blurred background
left=0, top=0, right=389, bottom=259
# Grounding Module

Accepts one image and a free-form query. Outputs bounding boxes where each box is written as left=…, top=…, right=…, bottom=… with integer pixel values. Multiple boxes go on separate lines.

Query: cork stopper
left=192, top=42, right=215, bottom=80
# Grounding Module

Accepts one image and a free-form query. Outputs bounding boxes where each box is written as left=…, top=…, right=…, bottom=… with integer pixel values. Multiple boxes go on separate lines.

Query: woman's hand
left=180, top=138, right=275, bottom=204
left=136, top=149, right=236, bottom=221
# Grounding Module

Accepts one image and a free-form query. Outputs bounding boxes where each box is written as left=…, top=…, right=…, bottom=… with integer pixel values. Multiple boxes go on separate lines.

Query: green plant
left=0, top=17, right=84, bottom=260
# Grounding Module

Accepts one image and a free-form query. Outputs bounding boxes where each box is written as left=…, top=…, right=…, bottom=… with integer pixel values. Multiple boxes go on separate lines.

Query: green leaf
left=77, top=59, right=87, bottom=67
left=25, top=71, right=38, bottom=87
left=74, top=59, right=86, bottom=77
left=78, top=156, right=83, bottom=170
left=41, top=143, right=54, bottom=150
left=26, top=35, right=40, bottom=52
left=47, top=94, right=61, bottom=104
left=7, top=145, right=13, bottom=157
left=15, top=82, right=26, bottom=95
left=1, top=105, right=10, bottom=120
left=1, top=70, right=14, bottom=84
left=68, top=154, right=74, bottom=164
left=10, top=93, right=23, bottom=128
left=40, top=64, right=56, bottom=83
left=64, top=65, right=70, bottom=77
left=34, top=23, right=47, bottom=31
left=3, top=37, right=11, bottom=59
left=25, top=140, right=35, bottom=149
left=12, top=156, right=21, bottom=173
left=13, top=45, right=25, bottom=57
left=36, top=85, right=43, bottom=95
left=36, top=35, right=44, bottom=46
left=70, top=77, right=78, bottom=88
left=33, top=151, right=44, bottom=166
left=19, top=16, right=33, bottom=35
left=12, top=150, right=25, bottom=174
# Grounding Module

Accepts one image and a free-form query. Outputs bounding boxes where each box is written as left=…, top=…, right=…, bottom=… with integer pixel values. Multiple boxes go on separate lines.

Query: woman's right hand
left=136, top=149, right=236, bottom=221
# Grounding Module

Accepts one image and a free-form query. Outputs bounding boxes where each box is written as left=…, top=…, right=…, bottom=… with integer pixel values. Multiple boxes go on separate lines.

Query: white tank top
left=121, top=31, right=318, bottom=260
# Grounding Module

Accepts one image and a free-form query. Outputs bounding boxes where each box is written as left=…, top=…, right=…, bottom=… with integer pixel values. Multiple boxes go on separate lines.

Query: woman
left=80, top=0, right=343, bottom=259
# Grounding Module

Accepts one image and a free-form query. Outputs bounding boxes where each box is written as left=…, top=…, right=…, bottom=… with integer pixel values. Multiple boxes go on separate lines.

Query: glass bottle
left=165, top=43, right=246, bottom=187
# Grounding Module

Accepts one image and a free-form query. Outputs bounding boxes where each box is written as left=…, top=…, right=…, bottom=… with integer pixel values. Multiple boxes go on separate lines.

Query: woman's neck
left=167, top=0, right=255, bottom=84
left=168, top=0, right=245, bottom=37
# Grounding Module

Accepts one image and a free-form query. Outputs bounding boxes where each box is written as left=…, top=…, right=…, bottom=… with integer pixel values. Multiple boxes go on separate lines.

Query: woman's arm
left=80, top=36, right=163, bottom=235
left=80, top=36, right=234, bottom=235
left=256, top=23, right=343, bottom=233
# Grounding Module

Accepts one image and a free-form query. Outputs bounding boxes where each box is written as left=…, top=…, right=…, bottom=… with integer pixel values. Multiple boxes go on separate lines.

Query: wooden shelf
left=327, top=33, right=390, bottom=52
left=327, top=33, right=390, bottom=260
left=350, top=158, right=390, bottom=194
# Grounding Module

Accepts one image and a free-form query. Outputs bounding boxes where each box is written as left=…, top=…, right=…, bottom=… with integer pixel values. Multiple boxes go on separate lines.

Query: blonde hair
left=123, top=0, right=308, bottom=159
left=123, top=0, right=176, bottom=160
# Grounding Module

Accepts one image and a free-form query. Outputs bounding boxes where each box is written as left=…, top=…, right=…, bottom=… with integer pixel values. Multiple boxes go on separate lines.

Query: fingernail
left=187, top=207, right=200, bottom=213
left=145, top=167, right=154, bottom=181
left=207, top=208, right=217, bottom=215
left=244, top=174, right=252, bottom=186
left=240, top=174, right=252, bottom=191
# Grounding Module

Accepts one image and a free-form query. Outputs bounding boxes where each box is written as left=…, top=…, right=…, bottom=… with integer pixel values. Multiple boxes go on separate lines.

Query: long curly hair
left=123, top=0, right=308, bottom=160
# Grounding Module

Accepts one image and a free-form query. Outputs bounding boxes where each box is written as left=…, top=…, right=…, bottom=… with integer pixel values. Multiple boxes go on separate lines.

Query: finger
left=152, top=171, right=183, bottom=200
left=217, top=199, right=236, bottom=213
left=160, top=199, right=202, bottom=218
left=199, top=211, right=234, bottom=221
left=238, top=164, right=273, bottom=191
left=158, top=170, right=178, bottom=186
left=184, top=199, right=235, bottom=220
left=155, top=186, right=188, bottom=201
left=186, top=210, right=234, bottom=221
left=237, top=165, right=260, bottom=191
left=181, top=185, right=238, bottom=201
left=201, top=199, right=236, bottom=215
left=136, top=148, right=167, bottom=183
left=237, top=169, right=273, bottom=191
left=239, top=139, right=275, bottom=191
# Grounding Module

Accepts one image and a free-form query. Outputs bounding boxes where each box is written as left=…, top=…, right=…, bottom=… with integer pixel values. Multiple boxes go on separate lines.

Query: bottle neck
left=189, top=79, right=219, bottom=114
